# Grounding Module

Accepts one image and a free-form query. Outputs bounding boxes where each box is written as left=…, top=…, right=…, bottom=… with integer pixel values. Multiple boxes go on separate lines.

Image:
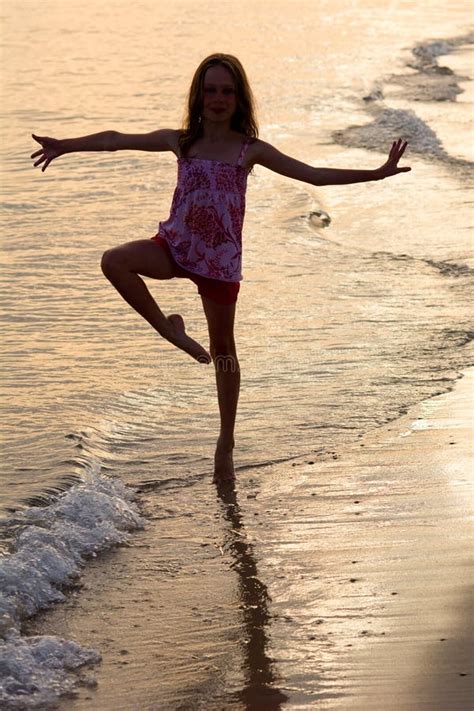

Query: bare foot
left=166, top=314, right=211, bottom=364
left=213, top=438, right=235, bottom=484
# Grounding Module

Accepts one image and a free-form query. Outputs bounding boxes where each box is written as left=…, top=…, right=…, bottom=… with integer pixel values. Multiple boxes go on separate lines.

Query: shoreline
left=26, top=369, right=473, bottom=710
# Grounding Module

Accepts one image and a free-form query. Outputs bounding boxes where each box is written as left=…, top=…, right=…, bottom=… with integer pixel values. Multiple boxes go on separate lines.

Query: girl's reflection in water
left=215, top=480, right=289, bottom=710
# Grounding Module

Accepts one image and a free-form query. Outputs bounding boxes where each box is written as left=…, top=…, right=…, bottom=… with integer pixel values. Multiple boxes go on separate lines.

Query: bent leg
left=101, top=239, right=211, bottom=364
left=201, top=295, right=240, bottom=482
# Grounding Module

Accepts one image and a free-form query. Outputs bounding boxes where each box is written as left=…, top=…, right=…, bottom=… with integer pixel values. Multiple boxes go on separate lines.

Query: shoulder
left=243, top=140, right=316, bottom=182
left=241, top=138, right=274, bottom=170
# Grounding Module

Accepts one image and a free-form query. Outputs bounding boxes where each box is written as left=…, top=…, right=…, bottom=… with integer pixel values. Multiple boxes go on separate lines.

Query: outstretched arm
left=253, top=138, right=411, bottom=185
left=31, top=128, right=179, bottom=172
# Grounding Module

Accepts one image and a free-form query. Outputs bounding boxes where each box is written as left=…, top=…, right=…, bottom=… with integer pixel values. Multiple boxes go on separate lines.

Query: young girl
left=31, top=53, right=410, bottom=484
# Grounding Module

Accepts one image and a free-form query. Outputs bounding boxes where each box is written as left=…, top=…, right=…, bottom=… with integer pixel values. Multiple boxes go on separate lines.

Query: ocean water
left=0, top=0, right=473, bottom=707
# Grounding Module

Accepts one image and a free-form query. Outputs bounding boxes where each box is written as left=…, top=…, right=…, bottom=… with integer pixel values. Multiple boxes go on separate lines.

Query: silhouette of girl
left=31, top=53, right=410, bottom=483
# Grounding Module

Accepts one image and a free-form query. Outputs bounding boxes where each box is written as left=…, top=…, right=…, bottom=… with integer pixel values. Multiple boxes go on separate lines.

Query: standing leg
left=201, top=296, right=240, bottom=483
left=101, top=240, right=211, bottom=363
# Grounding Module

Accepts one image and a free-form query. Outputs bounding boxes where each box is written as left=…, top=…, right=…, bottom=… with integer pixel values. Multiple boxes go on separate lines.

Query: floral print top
left=157, top=141, right=251, bottom=282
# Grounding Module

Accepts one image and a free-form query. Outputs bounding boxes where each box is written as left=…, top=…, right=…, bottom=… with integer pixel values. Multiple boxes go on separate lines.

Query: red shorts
left=151, top=234, right=240, bottom=305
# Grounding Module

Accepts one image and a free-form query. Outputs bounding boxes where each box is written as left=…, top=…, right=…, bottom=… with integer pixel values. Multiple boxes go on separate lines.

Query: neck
left=202, top=120, right=233, bottom=143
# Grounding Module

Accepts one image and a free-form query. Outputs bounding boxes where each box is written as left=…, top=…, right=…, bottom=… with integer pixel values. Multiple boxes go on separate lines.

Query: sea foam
left=0, top=467, right=145, bottom=709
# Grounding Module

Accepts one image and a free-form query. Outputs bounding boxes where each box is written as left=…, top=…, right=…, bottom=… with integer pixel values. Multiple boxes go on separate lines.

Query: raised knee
left=101, top=247, right=122, bottom=277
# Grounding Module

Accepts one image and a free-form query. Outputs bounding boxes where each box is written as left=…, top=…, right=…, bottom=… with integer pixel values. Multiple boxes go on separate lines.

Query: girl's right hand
left=31, top=134, right=63, bottom=172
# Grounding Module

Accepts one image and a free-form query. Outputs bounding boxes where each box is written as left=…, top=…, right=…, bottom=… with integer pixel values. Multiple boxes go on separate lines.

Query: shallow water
left=0, top=0, right=473, bottom=706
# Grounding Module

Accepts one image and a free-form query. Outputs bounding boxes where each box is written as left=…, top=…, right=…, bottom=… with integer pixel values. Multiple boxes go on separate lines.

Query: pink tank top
left=157, top=140, right=251, bottom=282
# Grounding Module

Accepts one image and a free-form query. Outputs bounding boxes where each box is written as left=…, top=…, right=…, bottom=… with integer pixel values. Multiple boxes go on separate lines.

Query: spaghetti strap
left=237, top=139, right=251, bottom=166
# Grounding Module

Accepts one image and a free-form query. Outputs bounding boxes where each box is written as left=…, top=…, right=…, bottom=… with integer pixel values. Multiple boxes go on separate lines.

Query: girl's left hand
left=376, top=139, right=411, bottom=179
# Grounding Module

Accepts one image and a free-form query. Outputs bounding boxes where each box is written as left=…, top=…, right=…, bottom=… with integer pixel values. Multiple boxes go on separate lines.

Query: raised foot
left=167, top=314, right=211, bottom=364
left=213, top=439, right=235, bottom=484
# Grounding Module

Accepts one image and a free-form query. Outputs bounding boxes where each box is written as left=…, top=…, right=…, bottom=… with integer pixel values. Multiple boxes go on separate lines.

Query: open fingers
left=31, top=135, right=46, bottom=167
left=397, top=140, right=408, bottom=159
left=389, top=138, right=408, bottom=163
left=33, top=155, right=46, bottom=168
left=389, top=140, right=400, bottom=161
left=390, top=139, right=399, bottom=155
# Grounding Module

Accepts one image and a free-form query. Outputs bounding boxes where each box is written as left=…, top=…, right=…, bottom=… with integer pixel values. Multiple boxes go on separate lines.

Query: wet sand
left=27, top=369, right=473, bottom=710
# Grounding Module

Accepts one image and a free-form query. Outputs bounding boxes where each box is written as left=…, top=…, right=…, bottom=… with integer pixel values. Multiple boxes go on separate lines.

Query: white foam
left=0, top=631, right=101, bottom=710
left=0, top=467, right=145, bottom=708
left=412, top=39, right=453, bottom=64
left=333, top=107, right=446, bottom=158
left=335, top=33, right=474, bottom=166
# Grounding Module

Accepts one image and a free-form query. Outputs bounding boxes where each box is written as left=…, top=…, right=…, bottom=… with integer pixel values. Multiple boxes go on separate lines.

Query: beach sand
left=26, top=369, right=473, bottom=710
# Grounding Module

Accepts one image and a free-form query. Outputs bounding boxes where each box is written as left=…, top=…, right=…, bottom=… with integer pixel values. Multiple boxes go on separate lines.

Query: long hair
left=179, top=53, right=258, bottom=158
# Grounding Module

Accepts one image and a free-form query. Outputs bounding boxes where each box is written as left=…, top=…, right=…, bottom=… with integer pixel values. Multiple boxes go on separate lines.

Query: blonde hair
left=179, top=53, right=258, bottom=158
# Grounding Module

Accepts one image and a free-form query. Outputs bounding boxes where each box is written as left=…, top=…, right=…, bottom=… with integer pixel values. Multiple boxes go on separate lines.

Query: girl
left=31, top=53, right=410, bottom=484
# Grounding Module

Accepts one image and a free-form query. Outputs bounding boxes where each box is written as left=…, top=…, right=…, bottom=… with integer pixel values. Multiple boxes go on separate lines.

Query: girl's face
left=201, top=64, right=237, bottom=124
